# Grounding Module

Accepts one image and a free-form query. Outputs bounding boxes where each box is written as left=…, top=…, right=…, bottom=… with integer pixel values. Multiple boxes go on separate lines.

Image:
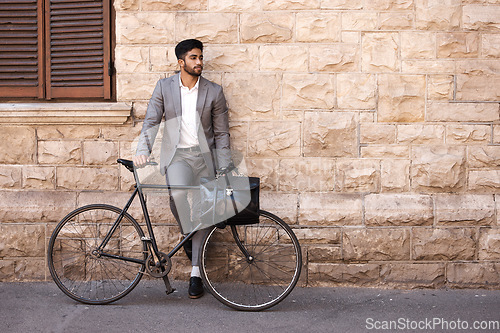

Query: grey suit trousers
left=166, top=149, right=210, bottom=266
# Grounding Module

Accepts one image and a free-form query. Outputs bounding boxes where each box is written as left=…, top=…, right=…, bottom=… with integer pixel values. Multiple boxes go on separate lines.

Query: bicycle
left=47, top=159, right=302, bottom=311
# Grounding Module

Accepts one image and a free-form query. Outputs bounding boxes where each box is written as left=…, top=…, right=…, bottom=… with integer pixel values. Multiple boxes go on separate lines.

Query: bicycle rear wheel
left=48, top=204, right=147, bottom=304
left=200, top=210, right=302, bottom=311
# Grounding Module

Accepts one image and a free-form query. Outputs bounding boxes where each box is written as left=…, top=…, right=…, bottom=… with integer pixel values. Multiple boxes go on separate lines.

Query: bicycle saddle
left=117, top=159, right=134, bottom=172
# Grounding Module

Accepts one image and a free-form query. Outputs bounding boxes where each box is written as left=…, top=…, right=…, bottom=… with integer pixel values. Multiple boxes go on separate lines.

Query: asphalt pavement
left=1, top=281, right=499, bottom=333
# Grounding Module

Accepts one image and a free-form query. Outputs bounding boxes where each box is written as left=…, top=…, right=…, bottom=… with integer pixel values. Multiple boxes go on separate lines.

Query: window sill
left=0, top=103, right=131, bottom=124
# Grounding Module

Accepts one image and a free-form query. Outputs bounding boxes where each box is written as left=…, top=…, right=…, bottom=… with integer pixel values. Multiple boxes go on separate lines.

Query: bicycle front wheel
left=48, top=204, right=147, bottom=304
left=200, top=210, right=302, bottom=311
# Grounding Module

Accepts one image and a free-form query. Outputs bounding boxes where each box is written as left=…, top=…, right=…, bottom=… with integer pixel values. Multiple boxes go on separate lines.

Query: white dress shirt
left=178, top=76, right=200, bottom=148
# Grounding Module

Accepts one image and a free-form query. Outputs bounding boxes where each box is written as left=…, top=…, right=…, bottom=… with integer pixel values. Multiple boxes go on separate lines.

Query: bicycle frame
left=96, top=184, right=202, bottom=265
left=93, top=161, right=253, bottom=294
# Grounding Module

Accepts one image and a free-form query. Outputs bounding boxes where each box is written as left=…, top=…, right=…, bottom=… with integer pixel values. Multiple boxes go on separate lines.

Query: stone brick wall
left=1, top=0, right=500, bottom=288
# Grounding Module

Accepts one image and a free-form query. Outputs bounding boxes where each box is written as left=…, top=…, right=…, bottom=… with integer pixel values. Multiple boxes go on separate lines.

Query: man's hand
left=133, top=155, right=150, bottom=168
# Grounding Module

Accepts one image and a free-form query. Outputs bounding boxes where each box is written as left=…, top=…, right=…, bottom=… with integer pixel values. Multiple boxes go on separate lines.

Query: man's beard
left=185, top=65, right=202, bottom=77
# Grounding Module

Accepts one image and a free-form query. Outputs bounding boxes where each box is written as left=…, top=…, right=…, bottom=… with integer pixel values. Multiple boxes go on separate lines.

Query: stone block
left=342, top=32, right=360, bottom=45
left=455, top=74, right=500, bottom=101
left=146, top=194, right=179, bottom=225
left=397, top=125, right=445, bottom=144
left=428, top=75, right=454, bottom=101
left=296, top=12, right=341, bottom=42
left=294, top=228, right=341, bottom=245
left=303, top=112, right=357, bottom=158
left=445, top=124, right=491, bottom=144
left=176, top=13, right=237, bottom=43
left=208, top=0, right=260, bottom=11
left=153, top=225, right=183, bottom=253
left=259, top=45, right=308, bottom=72
left=320, top=0, right=362, bottom=10
left=278, top=158, right=335, bottom=192
left=101, top=125, right=141, bottom=141
left=117, top=12, right=175, bottom=44
left=228, top=122, right=248, bottom=156
left=455, top=59, right=500, bottom=75
left=365, top=194, right=434, bottom=226
left=378, top=74, right=425, bottom=122
left=14, top=258, right=45, bottom=281
left=401, top=32, right=435, bottom=59
left=335, top=159, right=380, bottom=193
left=337, top=74, right=375, bottom=109
left=482, top=34, right=500, bottom=58
left=22, top=166, right=55, bottom=190
left=436, top=194, right=495, bottom=226
left=343, top=12, right=378, bottom=31
left=57, top=167, right=119, bottom=191
left=141, top=0, right=206, bottom=10
left=114, top=0, right=139, bottom=11
left=359, top=124, right=396, bottom=144
left=149, top=46, right=178, bottom=73
left=307, top=246, right=342, bottom=263
left=361, top=33, right=399, bottom=72
left=309, top=44, right=359, bottom=73
left=243, top=159, right=278, bottom=191
left=282, top=73, right=335, bottom=110
left=402, top=60, right=456, bottom=74
left=261, top=0, right=320, bottom=10
left=260, top=192, right=298, bottom=225
left=247, top=121, right=301, bottom=157
left=381, top=159, right=411, bottom=192
left=437, top=33, right=480, bottom=58
left=364, top=0, right=413, bottom=10
left=0, top=191, right=76, bottom=222
left=343, top=228, right=410, bottom=261
left=494, top=126, right=500, bottom=144
left=415, top=0, right=461, bottom=30
left=469, top=146, right=500, bottom=168
left=468, top=170, right=500, bottom=192
left=204, top=45, right=259, bottom=72
left=380, top=263, right=445, bottom=288
left=36, top=126, right=100, bottom=140
left=411, top=146, right=466, bottom=192
left=114, top=46, right=148, bottom=73
left=77, top=191, right=144, bottom=221
left=117, top=73, right=164, bottom=101
left=362, top=146, right=410, bottom=159
left=0, top=224, right=45, bottom=257
left=308, top=263, right=379, bottom=287
left=0, top=127, right=35, bottom=164
left=463, top=4, right=500, bottom=31
left=0, top=166, right=21, bottom=189
left=298, top=193, right=363, bottom=226
left=83, top=141, right=119, bottom=165
left=447, top=263, right=500, bottom=287
left=0, top=260, right=15, bottom=282
left=38, top=141, right=81, bottom=165
left=240, top=13, right=294, bottom=43
left=479, top=228, right=500, bottom=260
left=412, top=228, right=476, bottom=261
left=427, top=102, right=499, bottom=122
left=379, top=12, right=414, bottom=30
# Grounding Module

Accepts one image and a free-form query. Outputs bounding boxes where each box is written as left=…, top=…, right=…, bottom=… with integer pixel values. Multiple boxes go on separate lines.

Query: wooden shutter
left=0, top=0, right=44, bottom=98
left=45, top=0, right=110, bottom=99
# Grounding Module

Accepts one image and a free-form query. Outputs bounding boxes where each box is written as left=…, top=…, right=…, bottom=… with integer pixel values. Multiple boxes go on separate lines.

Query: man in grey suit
left=133, top=39, right=231, bottom=299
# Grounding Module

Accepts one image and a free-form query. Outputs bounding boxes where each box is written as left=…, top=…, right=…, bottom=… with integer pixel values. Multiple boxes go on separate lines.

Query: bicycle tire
left=48, top=204, right=147, bottom=304
left=200, top=210, right=302, bottom=311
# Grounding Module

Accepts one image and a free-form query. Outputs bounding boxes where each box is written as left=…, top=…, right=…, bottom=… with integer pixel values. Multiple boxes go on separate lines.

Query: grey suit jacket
left=136, top=73, right=231, bottom=177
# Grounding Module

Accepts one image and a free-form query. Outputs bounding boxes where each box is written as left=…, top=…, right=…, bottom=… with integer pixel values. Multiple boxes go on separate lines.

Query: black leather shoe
left=188, top=277, right=204, bottom=299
